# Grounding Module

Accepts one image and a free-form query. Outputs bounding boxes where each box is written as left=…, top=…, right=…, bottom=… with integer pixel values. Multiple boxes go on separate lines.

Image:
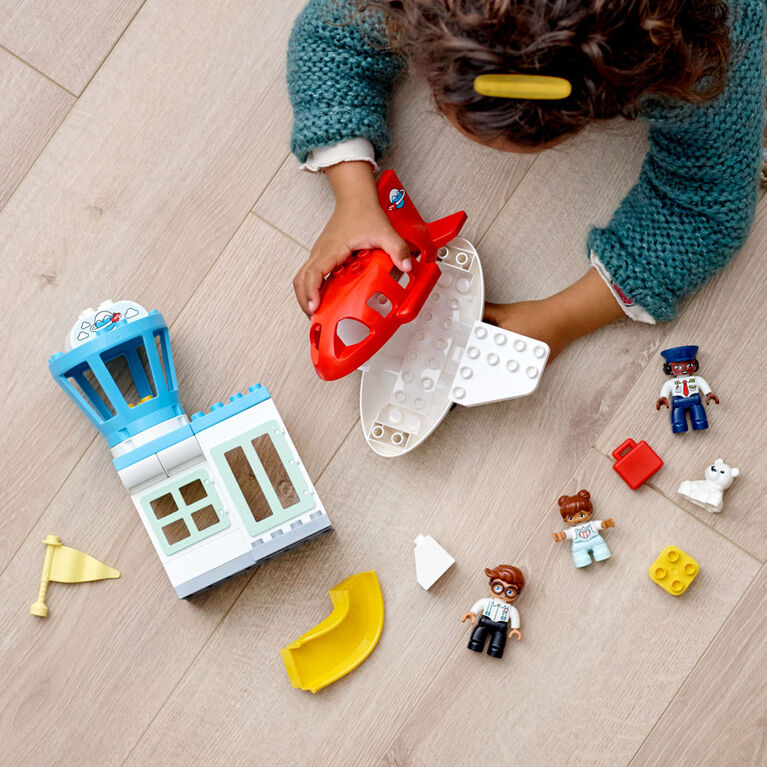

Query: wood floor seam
left=118, top=566, right=256, bottom=767
left=251, top=211, right=312, bottom=254
left=476, top=152, right=542, bottom=248
left=251, top=153, right=292, bottom=212
left=0, top=89, right=77, bottom=216
left=0, top=43, right=78, bottom=97
left=0, top=436, right=97, bottom=580
left=71, top=0, right=150, bottom=97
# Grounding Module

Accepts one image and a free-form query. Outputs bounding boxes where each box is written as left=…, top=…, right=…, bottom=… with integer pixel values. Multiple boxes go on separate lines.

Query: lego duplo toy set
left=42, top=171, right=741, bottom=690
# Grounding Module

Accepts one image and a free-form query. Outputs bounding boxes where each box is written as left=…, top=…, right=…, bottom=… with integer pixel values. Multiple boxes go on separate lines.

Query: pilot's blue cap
left=660, top=345, right=698, bottom=363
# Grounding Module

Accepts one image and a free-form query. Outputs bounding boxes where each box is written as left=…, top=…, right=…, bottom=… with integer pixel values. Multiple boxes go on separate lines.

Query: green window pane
left=252, top=434, right=299, bottom=508
left=192, top=505, right=220, bottom=531
left=150, top=493, right=177, bottom=519
left=224, top=446, right=273, bottom=523
left=179, top=478, right=206, bottom=505
left=140, top=468, right=230, bottom=556
left=212, top=420, right=314, bottom=536
left=163, top=518, right=190, bottom=545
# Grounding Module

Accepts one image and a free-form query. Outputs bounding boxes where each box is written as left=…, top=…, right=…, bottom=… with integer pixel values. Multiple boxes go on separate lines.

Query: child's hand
left=293, top=198, right=411, bottom=315
left=602, top=518, right=615, bottom=529
left=552, top=531, right=567, bottom=542
left=293, top=161, right=411, bottom=316
left=484, top=269, right=625, bottom=360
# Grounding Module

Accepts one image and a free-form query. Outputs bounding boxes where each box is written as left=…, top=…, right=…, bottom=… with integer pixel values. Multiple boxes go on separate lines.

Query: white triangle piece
left=414, top=535, right=455, bottom=589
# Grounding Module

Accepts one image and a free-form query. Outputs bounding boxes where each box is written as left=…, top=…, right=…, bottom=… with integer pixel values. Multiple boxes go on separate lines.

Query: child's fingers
left=302, top=263, right=324, bottom=315
left=379, top=231, right=412, bottom=273
left=294, top=232, right=409, bottom=317
left=292, top=266, right=314, bottom=316
left=294, top=249, right=348, bottom=316
left=293, top=264, right=322, bottom=317
left=293, top=269, right=313, bottom=317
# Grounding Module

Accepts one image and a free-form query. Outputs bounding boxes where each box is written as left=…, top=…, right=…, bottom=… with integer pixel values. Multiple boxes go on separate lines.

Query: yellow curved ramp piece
left=281, top=570, right=384, bottom=693
left=474, top=74, right=571, bottom=100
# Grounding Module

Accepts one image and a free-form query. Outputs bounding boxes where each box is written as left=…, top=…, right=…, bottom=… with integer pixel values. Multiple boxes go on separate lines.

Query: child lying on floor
left=287, top=0, right=765, bottom=358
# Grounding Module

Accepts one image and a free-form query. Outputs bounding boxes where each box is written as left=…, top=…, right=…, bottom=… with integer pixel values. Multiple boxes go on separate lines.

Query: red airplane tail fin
left=377, top=170, right=466, bottom=259
left=427, top=210, right=468, bottom=250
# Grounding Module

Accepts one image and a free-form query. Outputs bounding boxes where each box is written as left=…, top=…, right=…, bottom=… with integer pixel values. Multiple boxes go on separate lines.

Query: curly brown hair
left=375, top=0, right=731, bottom=147
left=484, top=564, right=525, bottom=590
left=558, top=489, right=593, bottom=519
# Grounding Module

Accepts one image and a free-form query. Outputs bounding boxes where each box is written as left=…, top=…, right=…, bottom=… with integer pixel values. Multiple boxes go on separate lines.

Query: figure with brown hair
left=461, top=564, right=524, bottom=658
left=553, top=490, right=614, bottom=568
left=287, top=0, right=764, bottom=360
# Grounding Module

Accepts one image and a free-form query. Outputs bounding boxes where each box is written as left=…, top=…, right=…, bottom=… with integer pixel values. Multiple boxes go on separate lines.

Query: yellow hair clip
left=474, top=74, right=572, bottom=100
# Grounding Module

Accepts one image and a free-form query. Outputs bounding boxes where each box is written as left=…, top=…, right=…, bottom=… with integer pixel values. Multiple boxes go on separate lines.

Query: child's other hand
left=293, top=161, right=411, bottom=316
left=484, top=269, right=625, bottom=361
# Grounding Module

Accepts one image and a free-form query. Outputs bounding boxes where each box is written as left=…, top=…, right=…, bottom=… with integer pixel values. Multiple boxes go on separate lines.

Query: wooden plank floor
left=0, top=3, right=765, bottom=765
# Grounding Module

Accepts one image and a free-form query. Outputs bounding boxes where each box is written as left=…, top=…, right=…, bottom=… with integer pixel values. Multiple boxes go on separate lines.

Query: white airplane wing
left=448, top=321, right=549, bottom=407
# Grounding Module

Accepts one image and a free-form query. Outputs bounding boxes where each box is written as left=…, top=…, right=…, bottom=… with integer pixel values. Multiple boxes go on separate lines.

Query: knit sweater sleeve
left=287, top=0, right=404, bottom=163
left=587, top=0, right=765, bottom=322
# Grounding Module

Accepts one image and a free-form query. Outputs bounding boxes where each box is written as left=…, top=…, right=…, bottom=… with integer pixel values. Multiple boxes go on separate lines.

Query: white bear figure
left=678, top=458, right=740, bottom=513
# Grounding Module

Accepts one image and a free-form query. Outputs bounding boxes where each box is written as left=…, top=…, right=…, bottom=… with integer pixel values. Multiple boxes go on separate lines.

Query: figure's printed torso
left=567, top=522, right=606, bottom=550
left=671, top=376, right=699, bottom=397
left=482, top=597, right=512, bottom=623
left=660, top=375, right=711, bottom=401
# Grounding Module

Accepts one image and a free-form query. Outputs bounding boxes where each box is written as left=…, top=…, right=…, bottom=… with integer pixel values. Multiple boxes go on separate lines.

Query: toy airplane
left=309, top=171, right=551, bottom=457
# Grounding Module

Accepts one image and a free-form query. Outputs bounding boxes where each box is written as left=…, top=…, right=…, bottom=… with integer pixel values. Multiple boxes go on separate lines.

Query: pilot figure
left=656, top=345, right=720, bottom=434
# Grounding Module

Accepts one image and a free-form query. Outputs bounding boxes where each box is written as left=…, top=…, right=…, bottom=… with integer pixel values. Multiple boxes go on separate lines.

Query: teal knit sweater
left=287, top=0, right=766, bottom=321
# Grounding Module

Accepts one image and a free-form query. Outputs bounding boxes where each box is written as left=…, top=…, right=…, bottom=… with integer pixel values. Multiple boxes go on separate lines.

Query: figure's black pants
left=468, top=616, right=507, bottom=658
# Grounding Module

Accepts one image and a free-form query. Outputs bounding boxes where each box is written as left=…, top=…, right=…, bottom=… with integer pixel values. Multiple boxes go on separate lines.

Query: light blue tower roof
left=49, top=300, right=184, bottom=448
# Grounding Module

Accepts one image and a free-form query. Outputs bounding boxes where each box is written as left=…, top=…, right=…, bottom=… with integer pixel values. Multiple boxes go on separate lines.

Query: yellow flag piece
left=31, top=535, right=120, bottom=617
left=49, top=543, right=120, bottom=583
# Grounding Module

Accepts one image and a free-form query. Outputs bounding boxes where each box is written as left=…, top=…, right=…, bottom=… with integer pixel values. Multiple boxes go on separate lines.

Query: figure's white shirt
left=469, top=597, right=520, bottom=627
left=564, top=520, right=604, bottom=541
left=660, top=376, right=711, bottom=400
